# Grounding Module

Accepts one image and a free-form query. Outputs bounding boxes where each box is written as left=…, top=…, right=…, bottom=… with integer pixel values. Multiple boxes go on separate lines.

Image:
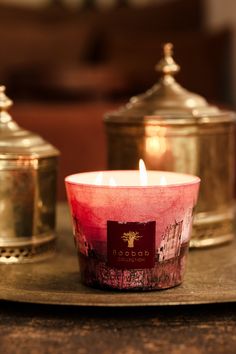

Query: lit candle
left=65, top=161, right=200, bottom=290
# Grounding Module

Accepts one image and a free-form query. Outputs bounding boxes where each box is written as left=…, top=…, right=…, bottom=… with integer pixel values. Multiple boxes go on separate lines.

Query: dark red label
left=107, top=220, right=156, bottom=269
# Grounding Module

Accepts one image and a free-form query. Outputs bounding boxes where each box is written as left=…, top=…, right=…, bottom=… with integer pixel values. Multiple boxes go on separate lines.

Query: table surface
left=0, top=302, right=236, bottom=354
left=1, top=205, right=236, bottom=353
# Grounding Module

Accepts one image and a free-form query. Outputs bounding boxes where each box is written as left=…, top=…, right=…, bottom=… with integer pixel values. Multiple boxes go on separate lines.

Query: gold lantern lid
left=105, top=43, right=234, bottom=123
left=0, top=86, right=59, bottom=159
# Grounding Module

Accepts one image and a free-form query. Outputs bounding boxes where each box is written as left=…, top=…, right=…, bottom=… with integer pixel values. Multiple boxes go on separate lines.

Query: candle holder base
left=78, top=244, right=188, bottom=291
left=0, top=234, right=56, bottom=264
left=191, top=209, right=235, bottom=248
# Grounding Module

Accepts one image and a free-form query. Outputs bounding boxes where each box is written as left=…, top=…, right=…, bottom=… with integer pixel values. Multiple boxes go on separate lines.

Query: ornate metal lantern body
left=104, top=44, right=236, bottom=248
left=0, top=87, right=59, bottom=263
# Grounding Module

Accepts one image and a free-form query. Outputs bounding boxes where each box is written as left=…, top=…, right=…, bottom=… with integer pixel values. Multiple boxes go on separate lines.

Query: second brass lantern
left=0, top=87, right=59, bottom=263
left=104, top=43, right=236, bottom=248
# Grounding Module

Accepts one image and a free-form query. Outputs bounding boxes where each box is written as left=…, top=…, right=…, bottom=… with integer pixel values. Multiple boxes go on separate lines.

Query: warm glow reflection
left=144, top=126, right=168, bottom=165
left=145, top=136, right=167, bottom=157
left=160, top=175, right=167, bottom=186
left=139, top=159, right=148, bottom=186
left=109, top=177, right=117, bottom=187
left=95, top=172, right=103, bottom=185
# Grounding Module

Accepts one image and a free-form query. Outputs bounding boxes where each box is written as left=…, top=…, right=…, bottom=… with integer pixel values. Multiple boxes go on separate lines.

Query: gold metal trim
left=0, top=233, right=56, bottom=264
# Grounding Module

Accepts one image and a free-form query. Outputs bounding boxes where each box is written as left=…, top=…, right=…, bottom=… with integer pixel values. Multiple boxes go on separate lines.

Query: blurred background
left=0, top=0, right=235, bottom=198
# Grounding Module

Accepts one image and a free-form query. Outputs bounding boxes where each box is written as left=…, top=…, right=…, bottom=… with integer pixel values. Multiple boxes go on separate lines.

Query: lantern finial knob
left=155, top=43, right=180, bottom=76
left=163, top=42, right=173, bottom=57
left=0, top=85, right=13, bottom=112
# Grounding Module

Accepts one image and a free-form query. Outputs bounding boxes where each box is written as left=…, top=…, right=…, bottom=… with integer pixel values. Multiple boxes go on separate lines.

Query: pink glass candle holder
left=65, top=170, right=200, bottom=291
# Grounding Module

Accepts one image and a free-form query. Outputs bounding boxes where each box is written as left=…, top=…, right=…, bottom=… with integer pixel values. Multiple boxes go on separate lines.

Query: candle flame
left=109, top=177, right=117, bottom=187
left=139, top=159, right=148, bottom=186
left=95, top=172, right=103, bottom=185
left=160, top=175, right=167, bottom=186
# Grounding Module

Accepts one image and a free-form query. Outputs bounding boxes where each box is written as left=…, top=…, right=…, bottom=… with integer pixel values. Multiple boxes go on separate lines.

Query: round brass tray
left=0, top=204, right=236, bottom=307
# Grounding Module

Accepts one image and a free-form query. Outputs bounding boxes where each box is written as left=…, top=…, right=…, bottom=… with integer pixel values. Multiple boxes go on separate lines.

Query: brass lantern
left=0, top=86, right=59, bottom=262
left=104, top=43, right=236, bottom=248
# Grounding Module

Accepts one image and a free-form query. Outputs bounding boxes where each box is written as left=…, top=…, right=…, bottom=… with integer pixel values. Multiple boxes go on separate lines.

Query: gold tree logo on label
left=121, top=231, right=142, bottom=248
left=107, top=220, right=155, bottom=269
